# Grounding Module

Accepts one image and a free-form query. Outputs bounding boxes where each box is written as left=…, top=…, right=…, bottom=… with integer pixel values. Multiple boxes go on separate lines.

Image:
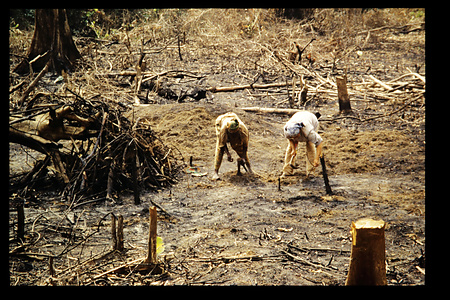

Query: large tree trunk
left=13, top=9, right=81, bottom=75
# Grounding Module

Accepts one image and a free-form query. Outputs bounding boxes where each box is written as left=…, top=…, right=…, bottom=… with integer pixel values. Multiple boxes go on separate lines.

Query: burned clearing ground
left=9, top=9, right=425, bottom=285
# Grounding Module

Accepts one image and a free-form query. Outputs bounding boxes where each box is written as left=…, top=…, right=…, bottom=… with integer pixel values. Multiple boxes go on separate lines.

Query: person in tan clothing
left=282, top=111, right=323, bottom=178
left=213, top=112, right=252, bottom=180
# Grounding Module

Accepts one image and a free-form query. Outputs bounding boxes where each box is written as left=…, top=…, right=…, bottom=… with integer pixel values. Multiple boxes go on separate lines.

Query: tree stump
left=146, top=206, right=158, bottom=265
left=137, top=206, right=163, bottom=274
left=116, top=215, right=124, bottom=252
left=111, top=214, right=124, bottom=252
left=346, top=218, right=387, bottom=285
left=336, top=75, right=352, bottom=114
left=17, top=203, right=25, bottom=242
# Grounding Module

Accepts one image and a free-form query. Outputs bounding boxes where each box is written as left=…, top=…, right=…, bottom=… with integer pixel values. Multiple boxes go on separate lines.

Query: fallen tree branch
left=387, top=72, right=425, bottom=85
left=241, top=107, right=301, bottom=114
left=208, top=82, right=290, bottom=93
left=273, top=50, right=336, bottom=88
left=9, top=126, right=70, bottom=183
left=356, top=21, right=425, bottom=36
left=410, top=72, right=425, bottom=84
left=187, top=254, right=283, bottom=263
left=107, top=69, right=204, bottom=80
left=17, top=59, right=50, bottom=107
left=9, top=126, right=61, bottom=154
left=360, top=93, right=424, bottom=122
left=368, top=75, right=393, bottom=91
left=92, top=258, right=145, bottom=280
left=281, top=250, right=343, bottom=275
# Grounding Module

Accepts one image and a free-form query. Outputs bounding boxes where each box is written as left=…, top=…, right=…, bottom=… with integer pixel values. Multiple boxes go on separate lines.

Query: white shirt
left=284, top=111, right=323, bottom=146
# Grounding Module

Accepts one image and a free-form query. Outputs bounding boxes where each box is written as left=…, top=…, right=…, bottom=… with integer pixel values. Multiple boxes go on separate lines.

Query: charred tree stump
left=17, top=203, right=25, bottom=242
left=13, top=9, right=81, bottom=75
left=117, top=215, right=124, bottom=252
left=131, top=145, right=140, bottom=205
left=299, top=85, right=308, bottom=106
left=336, top=75, right=352, bottom=114
left=346, top=218, right=387, bottom=286
left=111, top=214, right=117, bottom=250
left=106, top=146, right=114, bottom=201
left=111, top=214, right=124, bottom=252
left=319, top=154, right=332, bottom=195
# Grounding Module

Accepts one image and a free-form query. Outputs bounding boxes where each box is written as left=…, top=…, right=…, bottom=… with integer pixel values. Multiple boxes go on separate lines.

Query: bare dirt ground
left=9, top=9, right=425, bottom=285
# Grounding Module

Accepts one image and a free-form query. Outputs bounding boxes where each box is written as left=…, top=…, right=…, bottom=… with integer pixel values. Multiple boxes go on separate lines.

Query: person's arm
left=223, top=144, right=233, bottom=162
left=313, top=141, right=323, bottom=167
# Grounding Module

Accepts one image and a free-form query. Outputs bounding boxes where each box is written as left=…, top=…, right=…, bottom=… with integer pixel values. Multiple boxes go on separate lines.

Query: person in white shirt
left=281, top=111, right=323, bottom=178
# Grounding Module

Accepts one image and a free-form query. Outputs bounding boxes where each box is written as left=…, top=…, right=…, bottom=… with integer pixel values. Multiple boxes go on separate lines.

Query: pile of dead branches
left=10, top=93, right=183, bottom=205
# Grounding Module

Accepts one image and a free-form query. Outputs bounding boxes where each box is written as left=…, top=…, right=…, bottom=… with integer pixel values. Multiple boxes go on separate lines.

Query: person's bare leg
left=213, top=145, right=225, bottom=180
left=305, top=141, right=316, bottom=177
left=282, top=140, right=297, bottom=177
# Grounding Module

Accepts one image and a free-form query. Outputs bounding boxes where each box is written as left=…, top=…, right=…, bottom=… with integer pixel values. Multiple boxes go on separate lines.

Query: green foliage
left=9, top=9, right=35, bottom=30
left=156, top=236, right=164, bottom=256
left=409, top=9, right=425, bottom=20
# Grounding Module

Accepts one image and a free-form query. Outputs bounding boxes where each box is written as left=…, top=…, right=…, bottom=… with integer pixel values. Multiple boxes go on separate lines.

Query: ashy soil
left=124, top=101, right=425, bottom=286
left=9, top=9, right=425, bottom=286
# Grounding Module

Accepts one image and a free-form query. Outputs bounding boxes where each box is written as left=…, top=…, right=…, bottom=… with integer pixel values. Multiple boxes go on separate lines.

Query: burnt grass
left=9, top=10, right=425, bottom=286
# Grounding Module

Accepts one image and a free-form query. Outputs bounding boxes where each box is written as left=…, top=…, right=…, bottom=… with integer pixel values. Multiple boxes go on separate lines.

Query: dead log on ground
left=241, top=107, right=301, bottom=115
left=9, top=126, right=61, bottom=154
left=208, top=82, right=290, bottom=93
left=9, top=127, right=70, bottom=183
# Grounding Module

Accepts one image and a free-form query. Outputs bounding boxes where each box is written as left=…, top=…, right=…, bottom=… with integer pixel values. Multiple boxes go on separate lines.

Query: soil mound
left=128, top=103, right=218, bottom=162
left=322, top=128, right=422, bottom=176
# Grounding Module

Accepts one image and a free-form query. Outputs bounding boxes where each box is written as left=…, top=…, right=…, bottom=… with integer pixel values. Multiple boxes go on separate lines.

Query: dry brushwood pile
left=10, top=95, right=182, bottom=206
left=10, top=9, right=425, bottom=286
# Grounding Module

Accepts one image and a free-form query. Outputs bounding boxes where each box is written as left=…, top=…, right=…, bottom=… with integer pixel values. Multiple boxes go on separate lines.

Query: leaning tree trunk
left=13, top=9, right=81, bottom=75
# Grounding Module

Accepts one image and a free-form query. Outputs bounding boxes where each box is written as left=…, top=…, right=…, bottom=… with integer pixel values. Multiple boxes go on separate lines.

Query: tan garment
left=282, top=140, right=316, bottom=177
left=214, top=112, right=251, bottom=174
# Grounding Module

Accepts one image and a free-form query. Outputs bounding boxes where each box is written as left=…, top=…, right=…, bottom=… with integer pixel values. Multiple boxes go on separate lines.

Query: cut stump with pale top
left=346, top=218, right=386, bottom=286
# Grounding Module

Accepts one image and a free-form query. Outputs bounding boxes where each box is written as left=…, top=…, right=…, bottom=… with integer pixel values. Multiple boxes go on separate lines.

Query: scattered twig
left=281, top=250, right=343, bottom=276
left=92, top=258, right=145, bottom=280
left=187, top=254, right=283, bottom=263
left=356, top=21, right=424, bottom=36
left=368, top=75, right=393, bottom=91
left=286, top=243, right=351, bottom=254
left=17, top=59, right=51, bottom=108
left=359, top=93, right=424, bottom=122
